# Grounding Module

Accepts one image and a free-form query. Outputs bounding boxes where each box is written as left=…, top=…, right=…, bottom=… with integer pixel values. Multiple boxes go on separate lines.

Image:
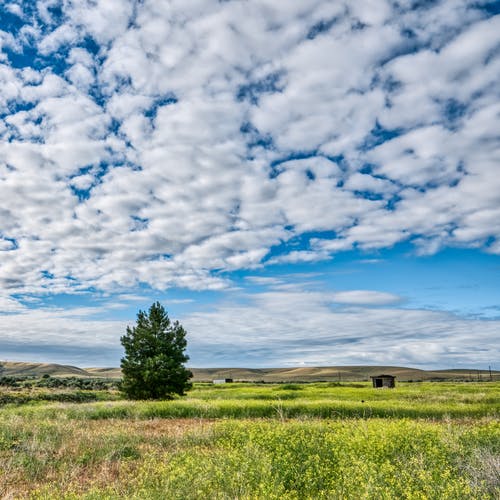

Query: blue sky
left=0, top=0, right=499, bottom=369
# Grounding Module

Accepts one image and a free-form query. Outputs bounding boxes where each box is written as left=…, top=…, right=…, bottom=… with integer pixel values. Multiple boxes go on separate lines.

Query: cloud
left=38, top=24, right=79, bottom=55
left=0, top=282, right=496, bottom=368
left=0, top=294, right=26, bottom=313
left=0, top=304, right=126, bottom=365
left=331, top=290, right=402, bottom=306
left=0, top=0, right=498, bottom=297
left=183, top=288, right=499, bottom=368
left=268, top=250, right=331, bottom=265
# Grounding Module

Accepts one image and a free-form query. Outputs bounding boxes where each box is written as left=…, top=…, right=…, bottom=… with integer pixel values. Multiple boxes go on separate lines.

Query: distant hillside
left=1, top=361, right=91, bottom=378
left=1, top=361, right=498, bottom=382
left=85, top=367, right=122, bottom=378
left=189, top=366, right=500, bottom=382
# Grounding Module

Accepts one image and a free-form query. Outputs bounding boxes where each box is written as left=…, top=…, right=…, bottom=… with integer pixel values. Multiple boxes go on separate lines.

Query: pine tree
left=120, top=302, right=192, bottom=399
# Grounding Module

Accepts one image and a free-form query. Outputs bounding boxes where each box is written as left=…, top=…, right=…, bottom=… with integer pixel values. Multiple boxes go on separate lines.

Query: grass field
left=1, top=381, right=499, bottom=498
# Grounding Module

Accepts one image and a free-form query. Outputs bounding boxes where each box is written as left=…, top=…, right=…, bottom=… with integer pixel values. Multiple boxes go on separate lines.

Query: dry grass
left=1, top=382, right=498, bottom=498
left=1, top=418, right=213, bottom=499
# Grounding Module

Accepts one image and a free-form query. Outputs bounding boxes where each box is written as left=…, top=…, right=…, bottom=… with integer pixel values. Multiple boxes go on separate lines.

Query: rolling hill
left=1, top=361, right=498, bottom=382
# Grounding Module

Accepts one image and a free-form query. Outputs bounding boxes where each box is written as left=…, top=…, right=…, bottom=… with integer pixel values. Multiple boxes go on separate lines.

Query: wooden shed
left=370, top=374, right=396, bottom=388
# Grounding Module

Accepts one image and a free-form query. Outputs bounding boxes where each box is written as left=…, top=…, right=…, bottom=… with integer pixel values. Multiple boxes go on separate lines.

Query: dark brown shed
left=370, top=374, right=396, bottom=388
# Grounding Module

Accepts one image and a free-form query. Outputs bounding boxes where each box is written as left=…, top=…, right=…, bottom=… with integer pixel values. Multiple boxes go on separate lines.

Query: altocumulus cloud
left=0, top=0, right=499, bottom=367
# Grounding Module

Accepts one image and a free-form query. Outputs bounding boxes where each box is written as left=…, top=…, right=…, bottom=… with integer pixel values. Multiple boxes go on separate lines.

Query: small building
left=213, top=378, right=233, bottom=384
left=370, top=374, right=396, bottom=388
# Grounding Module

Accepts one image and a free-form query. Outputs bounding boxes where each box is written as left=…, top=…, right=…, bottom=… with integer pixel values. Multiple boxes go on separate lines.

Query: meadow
left=0, top=381, right=498, bottom=499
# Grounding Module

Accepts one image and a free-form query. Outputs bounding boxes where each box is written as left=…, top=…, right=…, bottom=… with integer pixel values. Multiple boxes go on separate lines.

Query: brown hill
left=189, top=366, right=499, bottom=382
left=1, top=361, right=90, bottom=378
left=1, top=361, right=497, bottom=382
left=85, top=367, right=123, bottom=378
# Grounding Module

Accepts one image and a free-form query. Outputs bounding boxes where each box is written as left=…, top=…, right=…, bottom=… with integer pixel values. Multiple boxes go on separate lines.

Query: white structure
left=213, top=378, right=233, bottom=384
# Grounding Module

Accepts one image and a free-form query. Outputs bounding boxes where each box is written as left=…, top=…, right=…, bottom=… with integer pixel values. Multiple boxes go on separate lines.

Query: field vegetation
left=0, top=380, right=498, bottom=498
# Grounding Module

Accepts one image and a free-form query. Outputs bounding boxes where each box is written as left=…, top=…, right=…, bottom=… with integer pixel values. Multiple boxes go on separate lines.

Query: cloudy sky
left=0, top=0, right=499, bottom=369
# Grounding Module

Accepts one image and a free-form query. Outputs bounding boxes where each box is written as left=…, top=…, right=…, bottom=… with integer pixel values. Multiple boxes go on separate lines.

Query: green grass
left=2, top=381, right=497, bottom=420
left=0, top=381, right=498, bottom=498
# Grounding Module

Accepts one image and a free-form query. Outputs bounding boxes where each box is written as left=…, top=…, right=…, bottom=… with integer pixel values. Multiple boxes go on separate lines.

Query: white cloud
left=38, top=24, right=79, bottom=55
left=183, top=288, right=500, bottom=368
left=0, top=308, right=125, bottom=365
left=331, top=290, right=401, bottom=305
left=0, top=294, right=25, bottom=312
left=5, top=3, right=23, bottom=17
left=268, top=250, right=330, bottom=265
left=0, top=0, right=498, bottom=300
left=62, top=0, right=134, bottom=46
left=0, top=284, right=497, bottom=368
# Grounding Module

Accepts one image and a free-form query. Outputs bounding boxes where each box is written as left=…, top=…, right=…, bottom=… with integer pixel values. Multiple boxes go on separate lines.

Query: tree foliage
left=120, top=302, right=192, bottom=399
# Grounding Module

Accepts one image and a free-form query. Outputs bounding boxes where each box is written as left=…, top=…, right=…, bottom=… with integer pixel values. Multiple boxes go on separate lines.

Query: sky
left=0, top=0, right=499, bottom=369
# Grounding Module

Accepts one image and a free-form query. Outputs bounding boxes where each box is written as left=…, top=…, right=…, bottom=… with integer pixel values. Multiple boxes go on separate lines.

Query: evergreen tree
left=120, top=302, right=192, bottom=399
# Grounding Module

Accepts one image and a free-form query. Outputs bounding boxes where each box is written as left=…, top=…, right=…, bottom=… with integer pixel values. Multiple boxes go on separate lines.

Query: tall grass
left=2, top=381, right=498, bottom=420
left=1, top=382, right=498, bottom=498
left=1, top=418, right=498, bottom=499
